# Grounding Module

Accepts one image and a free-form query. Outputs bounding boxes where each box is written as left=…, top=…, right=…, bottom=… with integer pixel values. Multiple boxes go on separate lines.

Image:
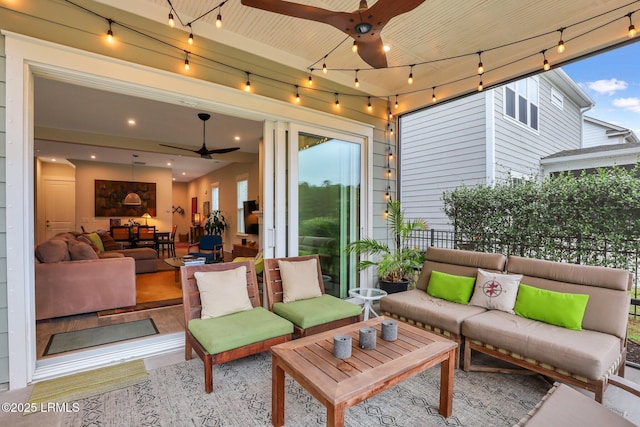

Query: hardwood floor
left=35, top=244, right=193, bottom=360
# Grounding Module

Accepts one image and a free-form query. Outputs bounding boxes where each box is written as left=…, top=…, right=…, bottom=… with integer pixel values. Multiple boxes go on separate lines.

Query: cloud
left=586, top=78, right=628, bottom=95
left=612, top=97, right=640, bottom=113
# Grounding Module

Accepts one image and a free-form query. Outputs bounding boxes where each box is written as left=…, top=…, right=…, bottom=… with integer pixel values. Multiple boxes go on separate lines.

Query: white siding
left=494, top=75, right=582, bottom=181
left=399, top=93, right=487, bottom=230
left=583, top=120, right=626, bottom=147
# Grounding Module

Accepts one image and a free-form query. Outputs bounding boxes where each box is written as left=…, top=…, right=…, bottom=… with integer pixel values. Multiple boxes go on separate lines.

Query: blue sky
left=562, top=41, right=640, bottom=135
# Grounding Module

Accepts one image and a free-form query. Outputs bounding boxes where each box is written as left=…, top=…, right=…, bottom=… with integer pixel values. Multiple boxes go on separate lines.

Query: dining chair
left=110, top=225, right=132, bottom=247
left=136, top=225, right=156, bottom=250
left=157, top=225, right=177, bottom=257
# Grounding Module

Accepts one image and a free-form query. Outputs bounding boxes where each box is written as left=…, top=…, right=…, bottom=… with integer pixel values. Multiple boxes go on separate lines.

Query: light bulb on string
left=477, top=51, right=484, bottom=74
left=395, top=95, right=399, bottom=109
left=542, top=50, right=550, bottom=71
left=184, top=51, right=190, bottom=70
left=354, top=70, right=360, bottom=88
left=408, top=65, right=414, bottom=84
left=245, top=73, right=251, bottom=92
left=432, top=87, right=437, bottom=103
left=308, top=71, right=313, bottom=86
left=322, top=58, right=328, bottom=74
left=106, top=19, right=114, bottom=43
left=216, top=9, right=222, bottom=29
left=168, top=11, right=175, bottom=27
left=367, top=97, right=372, bottom=112
left=557, top=28, right=565, bottom=53
left=628, top=13, right=637, bottom=38
left=294, top=85, right=300, bottom=103
left=352, top=40, right=358, bottom=53
left=188, top=25, right=193, bottom=45
left=478, top=76, right=483, bottom=92
left=334, top=93, right=340, bottom=108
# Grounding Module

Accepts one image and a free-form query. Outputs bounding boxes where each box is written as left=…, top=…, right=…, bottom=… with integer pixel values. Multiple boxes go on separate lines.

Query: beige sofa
left=380, top=247, right=631, bottom=402
left=35, top=234, right=137, bottom=319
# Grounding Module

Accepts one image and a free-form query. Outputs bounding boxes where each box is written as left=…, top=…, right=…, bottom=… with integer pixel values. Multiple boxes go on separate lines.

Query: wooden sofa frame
left=263, top=254, right=360, bottom=338
left=181, top=260, right=291, bottom=393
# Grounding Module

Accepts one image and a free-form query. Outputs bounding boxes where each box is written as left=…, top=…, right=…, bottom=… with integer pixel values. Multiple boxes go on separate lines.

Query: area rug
left=98, top=270, right=182, bottom=316
left=28, top=360, right=147, bottom=413
left=63, top=352, right=552, bottom=426
left=43, top=319, right=158, bottom=355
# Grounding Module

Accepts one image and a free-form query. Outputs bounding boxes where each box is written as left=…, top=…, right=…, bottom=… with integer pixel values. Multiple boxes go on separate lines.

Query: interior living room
left=3, top=1, right=640, bottom=423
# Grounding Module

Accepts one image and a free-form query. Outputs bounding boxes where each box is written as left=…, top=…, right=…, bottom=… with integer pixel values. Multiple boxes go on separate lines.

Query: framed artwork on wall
left=203, top=201, right=210, bottom=218
left=94, top=180, right=156, bottom=217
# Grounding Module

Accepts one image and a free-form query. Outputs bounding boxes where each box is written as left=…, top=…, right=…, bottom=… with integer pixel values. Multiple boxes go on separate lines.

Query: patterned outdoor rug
left=64, top=352, right=552, bottom=426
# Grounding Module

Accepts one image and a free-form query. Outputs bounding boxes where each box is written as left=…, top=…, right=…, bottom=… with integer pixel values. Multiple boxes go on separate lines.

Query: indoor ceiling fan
left=160, top=113, right=240, bottom=159
left=240, top=0, right=426, bottom=69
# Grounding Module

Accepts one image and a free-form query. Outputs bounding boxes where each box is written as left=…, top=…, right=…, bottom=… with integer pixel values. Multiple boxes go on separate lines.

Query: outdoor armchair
left=181, top=260, right=293, bottom=393
left=188, top=235, right=223, bottom=263
left=263, top=254, right=361, bottom=338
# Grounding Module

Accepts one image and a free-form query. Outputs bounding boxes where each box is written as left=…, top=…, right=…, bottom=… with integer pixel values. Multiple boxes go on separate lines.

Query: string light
left=477, top=51, right=484, bottom=74
left=322, top=58, right=328, bottom=74
left=184, top=51, right=190, bottom=70
left=367, top=96, right=372, bottom=112
left=542, top=50, right=550, bottom=71
left=216, top=8, right=223, bottom=29
left=557, top=28, right=565, bottom=53
left=188, top=24, right=193, bottom=45
left=407, top=65, right=414, bottom=84
left=106, top=19, right=114, bottom=43
left=352, top=40, right=358, bottom=53
left=628, top=13, right=637, bottom=37
left=478, top=76, right=483, bottom=92
left=385, top=185, right=391, bottom=200
left=354, top=69, right=359, bottom=88
left=388, top=147, right=393, bottom=160
left=395, top=95, right=399, bottom=109
left=168, top=10, right=175, bottom=27
left=307, top=71, right=313, bottom=86
left=294, top=85, right=300, bottom=103
left=244, top=73, right=251, bottom=91
left=334, top=93, right=340, bottom=108
left=388, top=109, right=393, bottom=119
left=432, top=87, right=437, bottom=103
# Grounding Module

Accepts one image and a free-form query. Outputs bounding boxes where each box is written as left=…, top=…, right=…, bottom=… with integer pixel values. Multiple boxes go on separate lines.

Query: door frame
left=4, top=30, right=373, bottom=389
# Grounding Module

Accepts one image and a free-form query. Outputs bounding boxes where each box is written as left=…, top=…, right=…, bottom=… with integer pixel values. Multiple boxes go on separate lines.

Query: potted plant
left=347, top=200, right=427, bottom=294
left=204, top=210, right=228, bottom=236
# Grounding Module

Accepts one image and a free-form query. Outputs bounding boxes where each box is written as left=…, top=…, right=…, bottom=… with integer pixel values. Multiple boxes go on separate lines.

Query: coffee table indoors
left=271, top=316, right=457, bottom=427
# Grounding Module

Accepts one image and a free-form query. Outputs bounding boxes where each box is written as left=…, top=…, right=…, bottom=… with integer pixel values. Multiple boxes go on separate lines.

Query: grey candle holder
left=359, top=327, right=376, bottom=350
left=381, top=320, right=398, bottom=341
left=333, top=334, right=352, bottom=359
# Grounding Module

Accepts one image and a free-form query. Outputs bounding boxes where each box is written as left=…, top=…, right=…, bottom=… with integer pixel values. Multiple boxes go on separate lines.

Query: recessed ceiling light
left=167, top=162, right=172, bottom=166
left=182, top=172, right=186, bottom=175
left=234, top=136, right=240, bottom=141
left=90, top=155, right=96, bottom=159
left=127, top=119, right=136, bottom=125
left=172, top=177, right=176, bottom=181
left=51, top=158, right=56, bottom=162
left=383, top=45, right=391, bottom=52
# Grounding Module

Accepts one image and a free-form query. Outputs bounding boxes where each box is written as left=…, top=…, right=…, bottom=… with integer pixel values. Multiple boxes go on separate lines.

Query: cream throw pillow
left=278, top=258, right=322, bottom=303
left=194, top=266, right=253, bottom=319
left=469, top=268, right=523, bottom=313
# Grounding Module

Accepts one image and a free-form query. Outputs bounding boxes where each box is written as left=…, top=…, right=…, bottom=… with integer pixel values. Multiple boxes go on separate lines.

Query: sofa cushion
left=462, top=310, right=623, bottom=379
left=514, top=284, right=589, bottom=330
left=194, top=266, right=253, bottom=319
left=76, top=235, right=100, bottom=252
left=98, top=231, right=121, bottom=251
left=85, top=232, right=105, bottom=252
left=188, top=307, right=293, bottom=354
left=380, top=289, right=486, bottom=336
left=427, top=270, right=476, bottom=304
left=272, top=294, right=361, bottom=329
left=469, top=269, right=522, bottom=313
left=68, top=240, right=99, bottom=260
left=35, top=239, right=71, bottom=263
left=278, top=258, right=322, bottom=303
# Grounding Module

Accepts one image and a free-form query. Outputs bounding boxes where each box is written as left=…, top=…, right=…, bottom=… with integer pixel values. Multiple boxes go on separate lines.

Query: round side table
left=348, top=288, right=388, bottom=321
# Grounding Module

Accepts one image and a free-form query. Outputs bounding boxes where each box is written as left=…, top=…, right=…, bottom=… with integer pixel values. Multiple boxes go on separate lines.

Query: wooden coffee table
left=271, top=316, right=457, bottom=427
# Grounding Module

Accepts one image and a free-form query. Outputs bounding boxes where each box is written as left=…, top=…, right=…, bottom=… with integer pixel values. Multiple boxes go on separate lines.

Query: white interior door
left=43, top=179, right=76, bottom=240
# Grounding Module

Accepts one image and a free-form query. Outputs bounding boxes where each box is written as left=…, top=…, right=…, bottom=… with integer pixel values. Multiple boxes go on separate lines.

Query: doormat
left=27, top=360, right=147, bottom=414
left=43, top=319, right=159, bottom=356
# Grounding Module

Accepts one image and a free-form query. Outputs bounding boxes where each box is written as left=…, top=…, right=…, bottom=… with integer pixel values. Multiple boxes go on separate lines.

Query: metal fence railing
left=408, top=229, right=640, bottom=319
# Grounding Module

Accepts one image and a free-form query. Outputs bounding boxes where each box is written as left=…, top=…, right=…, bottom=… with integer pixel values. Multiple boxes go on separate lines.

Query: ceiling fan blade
left=160, top=143, right=198, bottom=153
left=207, top=147, right=241, bottom=154
left=357, top=35, right=388, bottom=69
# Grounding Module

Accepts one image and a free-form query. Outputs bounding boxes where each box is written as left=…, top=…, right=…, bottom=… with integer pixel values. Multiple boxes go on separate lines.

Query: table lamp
left=141, top=212, right=152, bottom=225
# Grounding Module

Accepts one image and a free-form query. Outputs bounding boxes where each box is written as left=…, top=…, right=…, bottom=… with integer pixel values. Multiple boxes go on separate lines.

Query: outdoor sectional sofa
left=380, top=247, right=632, bottom=402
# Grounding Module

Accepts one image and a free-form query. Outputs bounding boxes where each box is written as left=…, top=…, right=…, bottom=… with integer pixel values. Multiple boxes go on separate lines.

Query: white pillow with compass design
left=469, top=269, right=523, bottom=313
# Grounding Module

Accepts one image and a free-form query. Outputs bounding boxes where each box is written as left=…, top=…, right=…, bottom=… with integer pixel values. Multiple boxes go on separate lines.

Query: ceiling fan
left=240, top=0, right=426, bottom=69
left=160, top=113, right=240, bottom=159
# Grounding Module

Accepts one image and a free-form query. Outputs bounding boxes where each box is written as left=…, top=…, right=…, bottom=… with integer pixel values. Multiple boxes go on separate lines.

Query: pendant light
left=123, top=154, right=142, bottom=205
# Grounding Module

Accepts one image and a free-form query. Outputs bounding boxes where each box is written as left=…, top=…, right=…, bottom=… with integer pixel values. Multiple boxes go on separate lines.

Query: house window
left=551, top=87, right=564, bottom=110
left=504, top=78, right=539, bottom=131
left=210, top=183, right=219, bottom=211
left=237, top=177, right=248, bottom=233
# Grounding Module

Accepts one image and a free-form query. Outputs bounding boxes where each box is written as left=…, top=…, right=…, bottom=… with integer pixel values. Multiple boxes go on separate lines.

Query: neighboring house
left=541, top=142, right=640, bottom=177
left=582, top=116, right=639, bottom=148
left=399, top=68, right=593, bottom=230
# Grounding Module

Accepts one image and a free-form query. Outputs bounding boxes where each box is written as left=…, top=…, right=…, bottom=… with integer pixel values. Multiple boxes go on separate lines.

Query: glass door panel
left=297, top=132, right=361, bottom=297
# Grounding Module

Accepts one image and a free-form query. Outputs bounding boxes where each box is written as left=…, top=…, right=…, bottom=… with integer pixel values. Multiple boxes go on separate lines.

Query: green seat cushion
left=188, top=307, right=293, bottom=354
left=273, top=294, right=361, bottom=329
left=514, top=283, right=590, bottom=330
left=426, top=270, right=476, bottom=304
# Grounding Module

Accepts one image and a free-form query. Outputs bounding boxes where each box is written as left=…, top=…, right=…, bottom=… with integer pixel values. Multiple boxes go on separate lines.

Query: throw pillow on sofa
left=68, top=240, right=99, bottom=260
left=98, top=231, right=121, bottom=251
left=426, top=270, right=476, bottom=304
left=85, top=232, right=105, bottom=252
left=513, top=283, right=590, bottom=331
left=35, top=239, right=71, bottom=263
left=469, top=269, right=523, bottom=313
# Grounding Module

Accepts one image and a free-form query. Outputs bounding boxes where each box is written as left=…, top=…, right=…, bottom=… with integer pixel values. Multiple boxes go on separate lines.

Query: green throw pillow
left=426, top=270, right=476, bottom=304
left=86, top=232, right=105, bottom=253
left=513, top=283, right=589, bottom=331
